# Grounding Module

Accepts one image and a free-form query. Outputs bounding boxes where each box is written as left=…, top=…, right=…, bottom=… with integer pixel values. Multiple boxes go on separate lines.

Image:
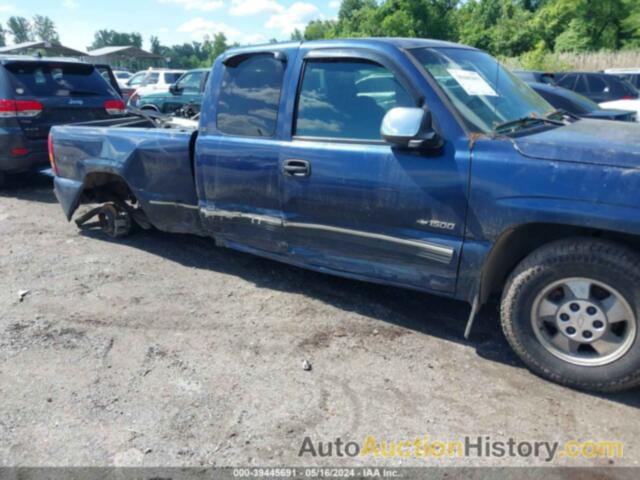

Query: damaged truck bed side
left=50, top=38, right=640, bottom=393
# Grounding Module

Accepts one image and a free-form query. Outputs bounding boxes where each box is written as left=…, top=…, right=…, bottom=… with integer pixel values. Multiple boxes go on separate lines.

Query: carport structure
left=0, top=41, right=87, bottom=58
left=85, top=46, right=165, bottom=71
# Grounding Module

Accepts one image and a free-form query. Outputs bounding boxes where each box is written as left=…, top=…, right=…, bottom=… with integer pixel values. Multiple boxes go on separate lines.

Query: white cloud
left=158, top=27, right=170, bottom=33
left=329, top=0, right=340, bottom=8
left=265, top=2, right=319, bottom=35
left=159, top=0, right=223, bottom=12
left=229, top=0, right=283, bottom=16
left=0, top=3, right=14, bottom=12
left=177, top=17, right=264, bottom=45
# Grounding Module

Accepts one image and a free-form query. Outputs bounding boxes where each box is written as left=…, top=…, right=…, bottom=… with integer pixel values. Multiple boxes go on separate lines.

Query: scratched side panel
left=280, top=137, right=470, bottom=294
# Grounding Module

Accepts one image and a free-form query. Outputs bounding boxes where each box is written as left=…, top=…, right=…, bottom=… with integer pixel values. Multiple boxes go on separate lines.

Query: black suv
left=529, top=82, right=636, bottom=122
left=0, top=56, right=125, bottom=185
left=556, top=72, right=639, bottom=103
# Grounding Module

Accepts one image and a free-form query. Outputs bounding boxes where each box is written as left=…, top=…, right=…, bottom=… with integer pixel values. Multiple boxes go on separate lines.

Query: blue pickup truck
left=50, top=38, right=640, bottom=392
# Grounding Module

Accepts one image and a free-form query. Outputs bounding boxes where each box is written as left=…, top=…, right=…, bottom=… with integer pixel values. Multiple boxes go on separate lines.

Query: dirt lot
left=1, top=172, right=640, bottom=469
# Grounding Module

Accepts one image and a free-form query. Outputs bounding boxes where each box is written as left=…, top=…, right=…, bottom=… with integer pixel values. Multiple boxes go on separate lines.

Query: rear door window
left=143, top=73, right=159, bottom=85
left=164, top=72, right=183, bottom=84
left=574, top=76, right=589, bottom=94
left=5, top=62, right=115, bottom=97
left=557, top=74, right=577, bottom=90
left=586, top=75, right=607, bottom=94
left=610, top=77, right=639, bottom=99
left=216, top=54, right=285, bottom=137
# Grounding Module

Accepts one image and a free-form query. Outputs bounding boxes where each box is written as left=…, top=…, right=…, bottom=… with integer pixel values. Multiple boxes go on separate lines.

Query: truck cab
left=50, top=39, right=640, bottom=392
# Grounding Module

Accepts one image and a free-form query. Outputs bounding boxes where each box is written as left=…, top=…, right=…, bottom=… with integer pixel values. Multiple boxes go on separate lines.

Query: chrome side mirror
left=381, top=107, right=442, bottom=150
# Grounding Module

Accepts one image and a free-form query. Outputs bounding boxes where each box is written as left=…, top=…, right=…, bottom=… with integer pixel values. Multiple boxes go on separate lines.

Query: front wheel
left=501, top=238, right=640, bottom=392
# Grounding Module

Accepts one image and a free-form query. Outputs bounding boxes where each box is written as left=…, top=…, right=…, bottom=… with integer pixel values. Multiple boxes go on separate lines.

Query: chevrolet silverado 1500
left=50, top=39, right=640, bottom=392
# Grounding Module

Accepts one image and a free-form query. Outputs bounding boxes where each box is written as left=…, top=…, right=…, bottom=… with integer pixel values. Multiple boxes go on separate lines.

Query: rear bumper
left=0, top=130, right=48, bottom=173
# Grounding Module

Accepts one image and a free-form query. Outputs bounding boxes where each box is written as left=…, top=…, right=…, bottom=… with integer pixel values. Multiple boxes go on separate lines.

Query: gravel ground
left=1, top=172, right=639, bottom=470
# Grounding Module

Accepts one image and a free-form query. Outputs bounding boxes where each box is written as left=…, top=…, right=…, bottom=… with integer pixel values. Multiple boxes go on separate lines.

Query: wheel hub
left=556, top=300, right=607, bottom=343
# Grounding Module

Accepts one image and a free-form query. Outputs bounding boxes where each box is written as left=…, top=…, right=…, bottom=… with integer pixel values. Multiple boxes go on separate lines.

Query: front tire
left=501, top=238, right=640, bottom=392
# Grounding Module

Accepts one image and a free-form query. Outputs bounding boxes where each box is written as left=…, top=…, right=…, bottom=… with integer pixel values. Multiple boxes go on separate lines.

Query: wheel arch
left=140, top=104, right=160, bottom=112
left=60, top=171, right=138, bottom=221
left=479, top=222, right=640, bottom=306
left=81, top=171, right=137, bottom=204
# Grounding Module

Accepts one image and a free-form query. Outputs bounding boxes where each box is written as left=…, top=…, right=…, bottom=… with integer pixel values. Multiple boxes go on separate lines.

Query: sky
left=0, top=0, right=340, bottom=52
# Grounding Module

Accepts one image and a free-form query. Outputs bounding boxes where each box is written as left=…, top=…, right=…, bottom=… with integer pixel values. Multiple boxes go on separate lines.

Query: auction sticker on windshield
left=448, top=69, right=498, bottom=97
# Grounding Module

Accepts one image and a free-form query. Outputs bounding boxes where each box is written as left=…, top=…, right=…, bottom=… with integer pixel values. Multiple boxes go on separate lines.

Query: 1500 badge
left=417, top=218, right=456, bottom=230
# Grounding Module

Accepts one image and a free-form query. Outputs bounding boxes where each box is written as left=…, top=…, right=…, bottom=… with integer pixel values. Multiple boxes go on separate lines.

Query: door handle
left=282, top=159, right=311, bottom=177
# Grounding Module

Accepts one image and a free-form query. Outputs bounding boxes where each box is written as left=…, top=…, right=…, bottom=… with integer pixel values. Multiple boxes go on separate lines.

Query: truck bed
left=52, top=122, right=203, bottom=235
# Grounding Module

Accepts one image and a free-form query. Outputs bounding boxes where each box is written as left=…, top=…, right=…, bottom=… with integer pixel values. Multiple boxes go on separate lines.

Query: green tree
left=457, top=0, right=503, bottom=52
left=489, top=1, right=537, bottom=56
left=334, top=0, right=379, bottom=36
left=622, top=0, right=640, bottom=48
left=457, top=0, right=537, bottom=55
left=535, top=0, right=630, bottom=52
left=90, top=30, right=143, bottom=50
left=32, top=15, right=59, bottom=44
left=290, top=29, right=304, bottom=41
left=0, top=26, right=6, bottom=47
left=303, top=20, right=336, bottom=40
left=372, top=0, right=459, bottom=40
left=518, top=0, right=547, bottom=11
left=292, top=0, right=640, bottom=58
left=7, top=16, right=33, bottom=43
left=150, top=35, right=162, bottom=55
left=203, top=32, right=229, bottom=65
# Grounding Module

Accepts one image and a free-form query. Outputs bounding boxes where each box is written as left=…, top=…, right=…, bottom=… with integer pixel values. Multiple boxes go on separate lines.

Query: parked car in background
left=556, top=72, right=640, bottom=120
left=128, top=68, right=185, bottom=97
left=513, top=70, right=556, bottom=85
left=0, top=56, right=125, bottom=186
left=119, top=69, right=184, bottom=102
left=113, top=70, right=133, bottom=89
left=556, top=72, right=638, bottom=102
left=604, top=68, right=640, bottom=89
left=119, top=70, right=145, bottom=101
left=529, top=82, right=636, bottom=122
left=50, top=38, right=640, bottom=392
left=129, top=68, right=210, bottom=115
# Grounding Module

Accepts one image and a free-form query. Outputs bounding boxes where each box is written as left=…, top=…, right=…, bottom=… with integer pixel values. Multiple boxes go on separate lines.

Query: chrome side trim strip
left=201, top=208, right=283, bottom=227
left=199, top=208, right=454, bottom=264
left=149, top=200, right=200, bottom=210
left=285, top=221, right=454, bottom=264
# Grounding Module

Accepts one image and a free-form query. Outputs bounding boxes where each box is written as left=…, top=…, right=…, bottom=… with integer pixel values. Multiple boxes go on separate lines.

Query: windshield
left=411, top=47, right=554, bottom=134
